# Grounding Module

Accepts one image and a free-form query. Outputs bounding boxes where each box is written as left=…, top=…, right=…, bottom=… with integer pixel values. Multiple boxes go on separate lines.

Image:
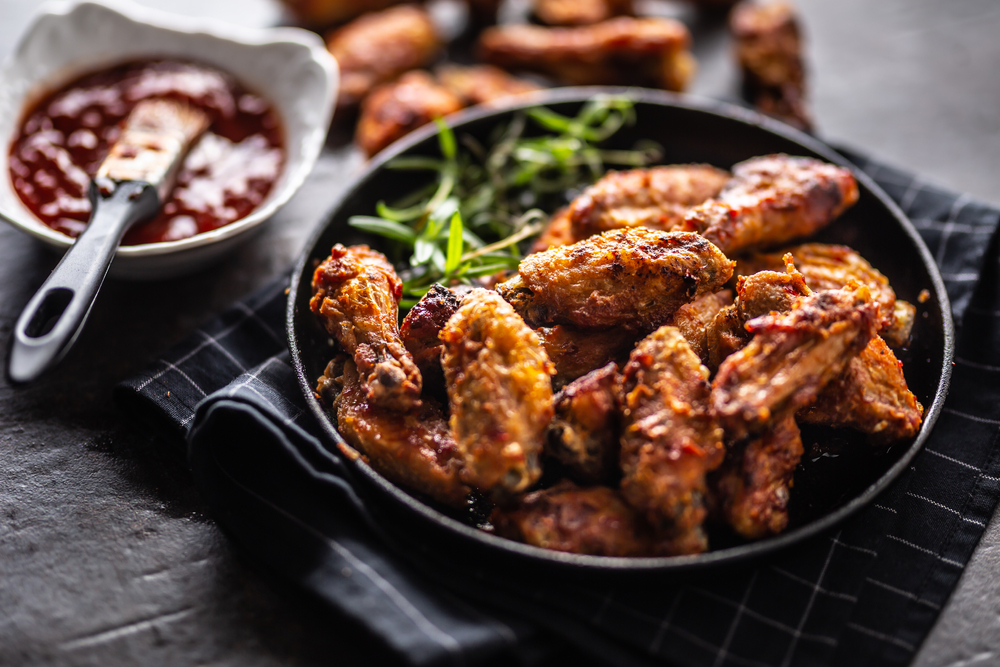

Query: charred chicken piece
left=491, top=482, right=655, bottom=557
left=566, top=165, right=731, bottom=241
left=799, top=336, right=923, bottom=443
left=711, top=415, right=803, bottom=539
left=546, top=363, right=622, bottom=483
left=533, top=0, right=634, bottom=26
left=326, top=5, right=440, bottom=109
left=677, top=155, right=859, bottom=255
left=531, top=206, right=576, bottom=253
left=311, top=244, right=422, bottom=411
left=478, top=17, right=697, bottom=92
left=711, top=284, right=879, bottom=440
left=536, top=324, right=636, bottom=388
left=280, top=0, right=407, bottom=27
left=334, top=359, right=470, bottom=508
left=356, top=71, right=464, bottom=157
left=399, top=283, right=462, bottom=392
left=730, top=0, right=812, bottom=131
left=440, top=289, right=554, bottom=499
left=620, top=325, right=725, bottom=555
left=436, top=64, right=543, bottom=107
left=496, top=228, right=734, bottom=331
left=663, top=289, right=734, bottom=364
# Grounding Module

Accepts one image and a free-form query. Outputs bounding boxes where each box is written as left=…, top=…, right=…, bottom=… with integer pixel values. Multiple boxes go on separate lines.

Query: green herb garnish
left=349, top=95, right=661, bottom=306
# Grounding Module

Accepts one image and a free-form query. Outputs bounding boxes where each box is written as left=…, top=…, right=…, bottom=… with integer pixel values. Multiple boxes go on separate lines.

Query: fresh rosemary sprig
left=348, top=95, right=661, bottom=307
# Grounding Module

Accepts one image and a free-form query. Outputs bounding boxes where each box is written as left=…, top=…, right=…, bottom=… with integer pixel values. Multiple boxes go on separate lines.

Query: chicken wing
left=536, top=324, right=636, bottom=387
left=399, top=283, right=462, bottom=392
left=491, top=482, right=655, bottom=557
left=326, top=5, right=440, bottom=109
left=711, top=415, right=803, bottom=539
left=496, top=228, right=734, bottom=331
left=567, top=165, right=731, bottom=241
left=711, top=284, right=879, bottom=439
left=620, top=325, right=725, bottom=554
left=334, top=359, right=470, bottom=508
left=356, top=70, right=464, bottom=157
left=436, top=64, right=543, bottom=107
left=546, top=363, right=621, bottom=483
left=663, top=289, right=734, bottom=364
left=478, top=17, right=696, bottom=92
left=533, top=0, right=634, bottom=26
left=730, top=0, right=812, bottom=131
left=798, top=336, right=923, bottom=443
left=440, top=289, right=554, bottom=499
left=677, top=155, right=859, bottom=255
left=311, top=244, right=422, bottom=411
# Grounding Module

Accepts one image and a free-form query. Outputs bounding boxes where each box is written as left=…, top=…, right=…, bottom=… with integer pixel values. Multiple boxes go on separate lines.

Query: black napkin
left=116, top=155, right=1000, bottom=667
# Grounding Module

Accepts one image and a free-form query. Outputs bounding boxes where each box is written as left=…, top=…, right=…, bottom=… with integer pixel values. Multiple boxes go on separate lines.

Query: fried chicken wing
left=711, top=284, right=879, bottom=439
left=327, top=5, right=440, bottom=109
left=334, top=359, right=470, bottom=508
left=620, top=325, right=725, bottom=554
left=356, top=70, right=464, bottom=157
left=478, top=17, right=696, bottom=92
left=799, top=336, right=923, bottom=443
left=533, top=0, right=634, bottom=26
left=311, top=244, right=422, bottom=411
left=664, top=289, right=734, bottom=364
left=731, top=0, right=812, bottom=131
left=440, top=289, right=554, bottom=498
left=491, top=482, right=655, bottom=556
left=711, top=415, right=803, bottom=539
left=566, top=165, right=731, bottom=241
left=399, top=283, right=462, bottom=392
left=546, top=363, right=621, bottom=483
left=677, top=155, right=859, bottom=255
left=496, top=228, right=734, bottom=331
left=436, top=64, right=542, bottom=107
left=536, top=324, right=636, bottom=387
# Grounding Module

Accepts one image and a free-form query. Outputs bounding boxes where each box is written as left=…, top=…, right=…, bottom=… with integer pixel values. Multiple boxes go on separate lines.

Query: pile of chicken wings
left=310, top=153, right=923, bottom=557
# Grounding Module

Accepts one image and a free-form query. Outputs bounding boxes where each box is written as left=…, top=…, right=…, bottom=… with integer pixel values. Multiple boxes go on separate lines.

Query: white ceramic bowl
left=0, top=0, right=338, bottom=279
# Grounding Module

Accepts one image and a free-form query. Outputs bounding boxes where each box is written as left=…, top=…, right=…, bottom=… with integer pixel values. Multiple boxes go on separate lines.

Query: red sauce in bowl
left=8, top=60, right=284, bottom=245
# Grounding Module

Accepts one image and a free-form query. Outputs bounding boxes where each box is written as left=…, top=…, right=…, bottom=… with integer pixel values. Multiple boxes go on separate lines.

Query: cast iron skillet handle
left=8, top=180, right=160, bottom=384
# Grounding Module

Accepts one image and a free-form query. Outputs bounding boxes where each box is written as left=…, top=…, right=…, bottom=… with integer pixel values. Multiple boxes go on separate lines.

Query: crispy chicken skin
left=496, top=228, right=735, bottom=331
left=311, top=244, right=422, bottom=411
left=711, top=284, right=879, bottom=439
left=620, top=325, right=725, bottom=554
left=356, top=71, right=464, bottom=157
left=711, top=415, right=803, bottom=539
left=664, top=289, right=734, bottom=364
left=730, top=0, right=811, bottom=131
left=436, top=64, right=543, bottom=107
left=491, top=482, right=655, bottom=557
left=533, top=0, right=634, bottom=26
left=536, top=324, right=636, bottom=387
left=478, top=18, right=697, bottom=92
left=399, top=283, right=462, bottom=390
left=799, top=336, right=923, bottom=443
left=334, top=359, right=470, bottom=508
left=677, top=155, right=859, bottom=255
left=567, top=165, right=731, bottom=241
left=547, top=363, right=622, bottom=483
left=280, top=0, right=406, bottom=27
left=440, top=289, right=555, bottom=499
left=326, top=5, right=440, bottom=109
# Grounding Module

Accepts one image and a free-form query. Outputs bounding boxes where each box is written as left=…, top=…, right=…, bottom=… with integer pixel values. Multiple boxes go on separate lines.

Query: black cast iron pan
left=287, top=88, right=953, bottom=574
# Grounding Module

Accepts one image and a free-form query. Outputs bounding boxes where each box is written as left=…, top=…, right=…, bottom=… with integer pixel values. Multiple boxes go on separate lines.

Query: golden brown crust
left=356, top=71, right=464, bottom=157
left=435, top=64, right=543, bottom=107
left=496, top=228, right=735, bottom=331
left=326, top=5, right=440, bottom=109
left=533, top=0, right=634, bottom=26
left=335, top=360, right=470, bottom=508
left=677, top=155, right=859, bottom=255
left=711, top=415, right=803, bottom=539
left=664, top=289, right=734, bottom=364
left=440, top=289, right=555, bottom=499
left=478, top=17, right=696, bottom=92
left=311, top=244, right=422, bottom=411
left=798, top=336, right=923, bottom=443
left=711, top=284, right=879, bottom=440
left=535, top=324, right=636, bottom=388
left=547, top=363, right=622, bottom=483
left=619, top=325, right=725, bottom=554
left=491, top=482, right=655, bottom=556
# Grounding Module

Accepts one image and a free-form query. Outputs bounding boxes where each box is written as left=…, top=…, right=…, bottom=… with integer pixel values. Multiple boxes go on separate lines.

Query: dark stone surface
left=1, top=1, right=998, bottom=666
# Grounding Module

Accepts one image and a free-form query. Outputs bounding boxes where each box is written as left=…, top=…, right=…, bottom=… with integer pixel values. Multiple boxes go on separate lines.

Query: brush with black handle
left=8, top=98, right=210, bottom=383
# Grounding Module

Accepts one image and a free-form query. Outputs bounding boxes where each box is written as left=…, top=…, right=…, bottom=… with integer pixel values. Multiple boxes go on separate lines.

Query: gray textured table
left=1, top=1, right=998, bottom=665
